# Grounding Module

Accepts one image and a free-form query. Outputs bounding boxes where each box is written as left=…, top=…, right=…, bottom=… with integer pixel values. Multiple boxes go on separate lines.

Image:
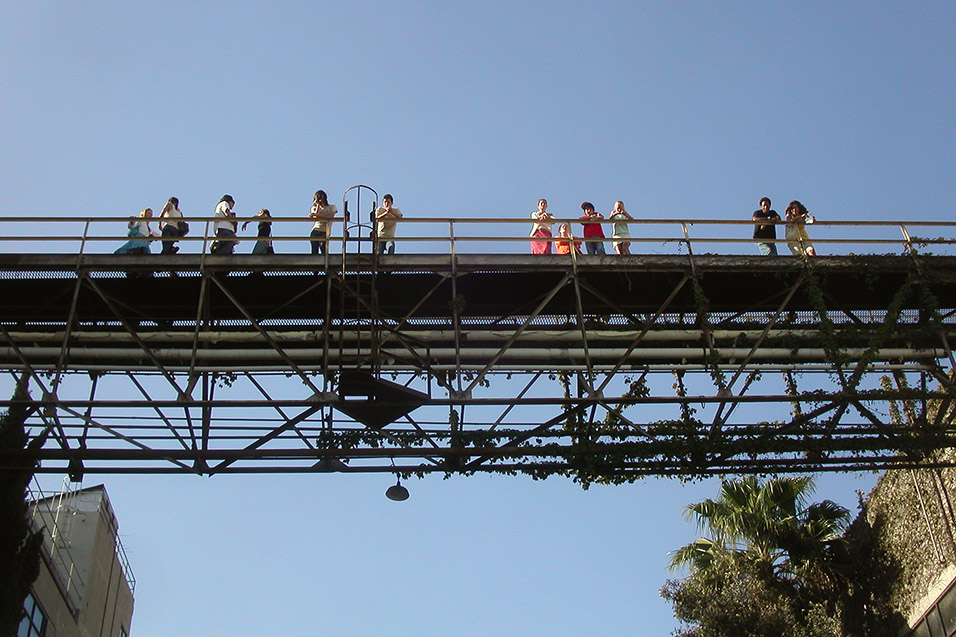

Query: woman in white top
left=158, top=196, right=186, bottom=255
left=309, top=190, right=337, bottom=255
left=785, top=200, right=816, bottom=257
left=115, top=208, right=159, bottom=254
left=375, top=194, right=403, bottom=255
left=210, top=194, right=238, bottom=255
left=529, top=198, right=555, bottom=254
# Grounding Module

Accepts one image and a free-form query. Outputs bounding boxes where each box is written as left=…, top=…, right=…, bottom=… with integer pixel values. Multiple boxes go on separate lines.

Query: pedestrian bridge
left=1, top=214, right=955, bottom=483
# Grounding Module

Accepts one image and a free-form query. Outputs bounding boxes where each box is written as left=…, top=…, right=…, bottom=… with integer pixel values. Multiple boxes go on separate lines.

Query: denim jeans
left=310, top=229, right=327, bottom=255
left=211, top=229, right=236, bottom=254
left=756, top=242, right=777, bottom=256
left=161, top=225, right=182, bottom=254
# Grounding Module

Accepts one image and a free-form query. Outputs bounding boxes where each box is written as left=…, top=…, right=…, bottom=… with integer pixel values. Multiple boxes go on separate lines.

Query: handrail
left=1, top=216, right=954, bottom=257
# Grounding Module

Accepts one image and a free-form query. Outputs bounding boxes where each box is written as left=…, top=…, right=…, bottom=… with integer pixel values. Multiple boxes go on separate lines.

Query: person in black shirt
left=752, top=197, right=781, bottom=255
left=243, top=209, right=275, bottom=254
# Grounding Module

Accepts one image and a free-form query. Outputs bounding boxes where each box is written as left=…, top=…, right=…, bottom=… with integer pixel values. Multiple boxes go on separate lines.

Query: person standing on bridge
left=785, top=200, right=816, bottom=257
left=309, top=190, right=337, bottom=255
left=752, top=196, right=781, bottom=255
left=158, top=196, right=187, bottom=255
left=579, top=202, right=606, bottom=255
left=375, top=194, right=403, bottom=255
left=530, top=198, right=555, bottom=254
left=210, top=195, right=238, bottom=255
left=243, top=208, right=274, bottom=254
left=610, top=200, right=634, bottom=255
left=115, top=208, right=158, bottom=254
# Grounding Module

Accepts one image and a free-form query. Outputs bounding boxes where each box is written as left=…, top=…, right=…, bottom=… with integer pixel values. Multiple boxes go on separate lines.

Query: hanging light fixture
left=385, top=478, right=409, bottom=501
left=385, top=457, right=409, bottom=501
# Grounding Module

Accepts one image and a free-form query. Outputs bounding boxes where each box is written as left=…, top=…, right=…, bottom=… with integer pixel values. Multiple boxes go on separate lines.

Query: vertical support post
left=78, top=219, right=91, bottom=257
left=449, top=219, right=456, bottom=258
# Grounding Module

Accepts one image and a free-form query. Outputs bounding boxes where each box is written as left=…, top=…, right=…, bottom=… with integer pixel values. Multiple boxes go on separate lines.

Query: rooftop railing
left=1, top=216, right=954, bottom=258
left=26, top=477, right=136, bottom=609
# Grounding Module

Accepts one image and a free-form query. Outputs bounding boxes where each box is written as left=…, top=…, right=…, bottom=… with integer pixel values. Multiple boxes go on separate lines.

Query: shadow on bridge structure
left=2, top=208, right=956, bottom=486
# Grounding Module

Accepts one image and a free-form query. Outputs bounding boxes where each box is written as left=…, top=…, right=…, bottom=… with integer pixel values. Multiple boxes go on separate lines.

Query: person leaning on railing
left=752, top=196, right=781, bottom=256
left=785, top=200, right=816, bottom=257
left=529, top=198, right=555, bottom=254
left=375, top=193, right=403, bottom=255
left=610, top=200, right=634, bottom=255
left=579, top=201, right=607, bottom=255
left=309, top=190, right=337, bottom=255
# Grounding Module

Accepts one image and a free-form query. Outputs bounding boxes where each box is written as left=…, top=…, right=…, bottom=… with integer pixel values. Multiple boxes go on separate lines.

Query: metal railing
left=0, top=215, right=955, bottom=258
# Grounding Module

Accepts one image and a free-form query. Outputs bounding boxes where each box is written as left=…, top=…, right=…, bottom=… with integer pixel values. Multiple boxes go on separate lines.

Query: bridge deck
left=1, top=251, right=955, bottom=478
left=3, top=252, right=954, bottom=318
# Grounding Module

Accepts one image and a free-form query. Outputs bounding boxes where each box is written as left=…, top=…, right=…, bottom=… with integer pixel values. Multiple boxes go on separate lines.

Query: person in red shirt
left=579, top=201, right=606, bottom=255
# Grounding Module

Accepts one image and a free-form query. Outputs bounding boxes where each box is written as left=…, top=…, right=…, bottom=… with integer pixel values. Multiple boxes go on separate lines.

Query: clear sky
left=1, top=1, right=954, bottom=635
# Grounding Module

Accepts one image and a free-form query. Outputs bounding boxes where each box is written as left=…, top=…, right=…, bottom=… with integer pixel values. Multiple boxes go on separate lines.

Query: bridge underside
left=2, top=253, right=955, bottom=482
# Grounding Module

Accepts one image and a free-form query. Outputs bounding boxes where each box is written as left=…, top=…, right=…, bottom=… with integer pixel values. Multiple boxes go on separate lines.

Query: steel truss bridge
left=2, top=210, right=956, bottom=483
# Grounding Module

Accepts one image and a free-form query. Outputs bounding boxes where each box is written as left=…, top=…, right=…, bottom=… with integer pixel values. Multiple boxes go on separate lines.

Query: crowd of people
left=114, top=191, right=402, bottom=256
left=530, top=197, right=815, bottom=257
left=114, top=193, right=816, bottom=257
left=531, top=199, right=640, bottom=256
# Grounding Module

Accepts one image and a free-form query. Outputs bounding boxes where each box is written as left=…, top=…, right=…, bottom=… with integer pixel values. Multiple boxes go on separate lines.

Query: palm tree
left=669, top=476, right=851, bottom=595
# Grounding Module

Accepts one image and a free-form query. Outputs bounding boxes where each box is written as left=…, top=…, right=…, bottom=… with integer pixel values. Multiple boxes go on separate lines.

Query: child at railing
left=579, top=202, right=607, bottom=255
left=610, top=201, right=634, bottom=255
left=555, top=223, right=581, bottom=255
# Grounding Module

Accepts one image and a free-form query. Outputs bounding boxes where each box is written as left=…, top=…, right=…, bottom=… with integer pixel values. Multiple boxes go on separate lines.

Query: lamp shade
left=385, top=481, right=409, bottom=501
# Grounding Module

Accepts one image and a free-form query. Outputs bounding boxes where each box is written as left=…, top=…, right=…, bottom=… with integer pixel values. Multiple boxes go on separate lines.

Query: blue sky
left=2, top=1, right=954, bottom=634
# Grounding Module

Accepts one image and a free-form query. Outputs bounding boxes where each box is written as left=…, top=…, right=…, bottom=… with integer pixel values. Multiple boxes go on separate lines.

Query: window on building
left=17, top=592, right=47, bottom=637
left=910, top=578, right=956, bottom=637
left=941, top=583, right=956, bottom=635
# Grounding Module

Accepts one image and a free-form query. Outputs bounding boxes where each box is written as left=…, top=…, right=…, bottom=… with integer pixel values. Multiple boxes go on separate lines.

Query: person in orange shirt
left=555, top=223, right=581, bottom=255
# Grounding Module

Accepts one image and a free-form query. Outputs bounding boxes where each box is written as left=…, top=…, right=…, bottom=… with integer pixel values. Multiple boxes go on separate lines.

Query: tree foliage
left=661, top=554, right=822, bottom=637
left=0, top=377, right=47, bottom=635
left=663, top=476, right=852, bottom=636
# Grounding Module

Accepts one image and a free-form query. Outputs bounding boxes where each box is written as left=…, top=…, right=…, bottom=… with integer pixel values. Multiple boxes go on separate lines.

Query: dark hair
left=759, top=197, right=771, bottom=207
left=787, top=200, right=807, bottom=215
left=581, top=201, right=595, bottom=212
left=314, top=190, right=328, bottom=206
left=168, top=196, right=179, bottom=207
left=259, top=208, right=271, bottom=217
left=219, top=194, right=234, bottom=204
left=383, top=194, right=393, bottom=203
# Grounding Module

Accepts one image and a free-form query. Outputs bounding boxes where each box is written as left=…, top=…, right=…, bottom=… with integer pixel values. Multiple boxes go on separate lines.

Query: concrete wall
left=28, top=485, right=134, bottom=637
left=852, top=450, right=956, bottom=633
